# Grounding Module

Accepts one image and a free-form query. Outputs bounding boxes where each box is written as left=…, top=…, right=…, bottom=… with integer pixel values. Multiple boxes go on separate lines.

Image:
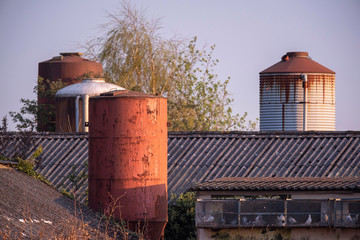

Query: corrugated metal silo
left=55, top=78, right=124, bottom=132
left=38, top=52, right=103, bottom=131
left=88, top=90, right=168, bottom=240
left=259, top=52, right=336, bottom=131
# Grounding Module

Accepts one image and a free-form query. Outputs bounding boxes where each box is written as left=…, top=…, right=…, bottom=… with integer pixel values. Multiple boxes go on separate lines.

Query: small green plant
left=15, top=158, right=50, bottom=186
left=56, top=162, right=89, bottom=202
left=59, top=188, right=75, bottom=200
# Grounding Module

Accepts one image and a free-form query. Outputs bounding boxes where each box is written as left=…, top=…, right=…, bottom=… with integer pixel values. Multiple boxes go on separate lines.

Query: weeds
left=13, top=147, right=52, bottom=187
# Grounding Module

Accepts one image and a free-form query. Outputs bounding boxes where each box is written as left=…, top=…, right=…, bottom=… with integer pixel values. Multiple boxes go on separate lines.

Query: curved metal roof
left=260, top=52, right=335, bottom=74
left=55, top=78, right=125, bottom=97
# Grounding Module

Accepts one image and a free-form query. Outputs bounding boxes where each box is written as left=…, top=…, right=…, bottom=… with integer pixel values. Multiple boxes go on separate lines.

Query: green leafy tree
left=84, top=1, right=256, bottom=131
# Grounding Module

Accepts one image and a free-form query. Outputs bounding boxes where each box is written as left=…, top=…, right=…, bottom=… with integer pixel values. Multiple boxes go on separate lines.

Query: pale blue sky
left=0, top=0, right=359, bottom=130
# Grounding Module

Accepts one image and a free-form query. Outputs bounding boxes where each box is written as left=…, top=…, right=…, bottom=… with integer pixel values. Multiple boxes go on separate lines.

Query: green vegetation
left=165, top=192, right=197, bottom=240
left=12, top=147, right=51, bottom=186
left=9, top=77, right=66, bottom=132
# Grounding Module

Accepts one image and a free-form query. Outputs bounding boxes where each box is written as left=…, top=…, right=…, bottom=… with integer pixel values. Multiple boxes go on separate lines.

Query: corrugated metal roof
left=0, top=133, right=89, bottom=202
left=190, top=177, right=360, bottom=191
left=1, top=131, right=360, bottom=203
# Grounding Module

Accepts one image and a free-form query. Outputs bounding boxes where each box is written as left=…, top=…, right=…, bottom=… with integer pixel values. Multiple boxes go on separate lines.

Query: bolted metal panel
left=38, top=53, right=103, bottom=131
left=260, top=52, right=335, bottom=131
left=88, top=91, right=168, bottom=240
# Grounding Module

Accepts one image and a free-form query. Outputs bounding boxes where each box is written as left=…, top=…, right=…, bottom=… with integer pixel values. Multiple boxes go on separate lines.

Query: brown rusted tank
left=259, top=52, right=336, bottom=131
left=88, top=90, right=168, bottom=240
left=38, top=52, right=103, bottom=131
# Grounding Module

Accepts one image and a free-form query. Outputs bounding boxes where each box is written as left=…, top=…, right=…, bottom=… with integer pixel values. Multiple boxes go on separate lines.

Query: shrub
left=165, top=192, right=196, bottom=240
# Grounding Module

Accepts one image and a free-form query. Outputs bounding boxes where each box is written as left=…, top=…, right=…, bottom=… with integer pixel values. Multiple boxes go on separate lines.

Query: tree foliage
left=9, top=77, right=66, bottom=132
left=165, top=192, right=197, bottom=240
left=85, top=2, right=179, bottom=95
left=168, top=37, right=256, bottom=131
left=84, top=1, right=256, bottom=131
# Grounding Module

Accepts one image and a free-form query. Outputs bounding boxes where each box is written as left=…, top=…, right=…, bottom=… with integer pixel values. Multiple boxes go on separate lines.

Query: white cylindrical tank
left=259, top=52, right=335, bottom=131
left=55, top=78, right=125, bottom=132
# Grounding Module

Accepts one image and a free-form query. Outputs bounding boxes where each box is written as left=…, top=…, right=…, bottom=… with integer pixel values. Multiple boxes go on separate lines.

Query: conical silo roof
left=260, top=52, right=335, bottom=74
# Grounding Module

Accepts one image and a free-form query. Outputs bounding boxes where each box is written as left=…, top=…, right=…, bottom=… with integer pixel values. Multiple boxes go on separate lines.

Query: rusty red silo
left=88, top=90, right=168, bottom=240
left=259, top=51, right=336, bottom=131
left=38, top=52, right=103, bottom=131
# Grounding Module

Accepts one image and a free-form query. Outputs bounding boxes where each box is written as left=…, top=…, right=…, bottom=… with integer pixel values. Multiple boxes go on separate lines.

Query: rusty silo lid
left=260, top=52, right=335, bottom=74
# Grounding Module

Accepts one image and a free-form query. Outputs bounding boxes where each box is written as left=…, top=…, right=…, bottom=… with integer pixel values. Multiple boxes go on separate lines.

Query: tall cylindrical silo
left=259, top=52, right=335, bottom=131
left=38, top=52, right=103, bottom=131
left=55, top=78, right=125, bottom=132
left=88, top=90, right=168, bottom=240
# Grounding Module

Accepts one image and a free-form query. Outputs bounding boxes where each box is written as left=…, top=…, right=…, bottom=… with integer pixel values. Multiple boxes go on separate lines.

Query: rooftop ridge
left=1, top=131, right=360, bottom=139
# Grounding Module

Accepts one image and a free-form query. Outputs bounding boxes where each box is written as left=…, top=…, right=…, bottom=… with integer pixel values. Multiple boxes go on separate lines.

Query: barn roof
left=1, top=131, right=360, bottom=202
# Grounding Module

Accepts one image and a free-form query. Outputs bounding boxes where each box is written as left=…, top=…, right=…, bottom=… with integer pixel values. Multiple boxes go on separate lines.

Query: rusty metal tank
left=55, top=78, right=124, bottom=132
left=38, top=52, right=103, bottom=131
left=259, top=52, right=336, bottom=131
left=88, top=90, right=168, bottom=240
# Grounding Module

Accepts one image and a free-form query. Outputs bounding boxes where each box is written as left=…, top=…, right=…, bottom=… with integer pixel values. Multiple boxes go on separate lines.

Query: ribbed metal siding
left=260, top=73, right=335, bottom=131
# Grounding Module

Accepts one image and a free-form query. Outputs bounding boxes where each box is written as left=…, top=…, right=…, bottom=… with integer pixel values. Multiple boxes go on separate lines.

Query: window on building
left=334, top=199, right=360, bottom=227
left=239, top=199, right=285, bottom=227
left=195, top=198, right=360, bottom=228
left=286, top=200, right=329, bottom=227
left=196, top=200, right=238, bottom=227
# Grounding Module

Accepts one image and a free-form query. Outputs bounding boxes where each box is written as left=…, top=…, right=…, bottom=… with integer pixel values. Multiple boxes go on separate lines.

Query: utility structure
left=38, top=52, right=103, bottom=131
left=259, top=52, right=335, bottom=131
left=88, top=90, right=168, bottom=240
left=55, top=78, right=124, bottom=132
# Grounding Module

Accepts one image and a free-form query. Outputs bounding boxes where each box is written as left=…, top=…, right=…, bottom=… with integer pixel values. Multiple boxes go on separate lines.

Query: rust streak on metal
left=259, top=52, right=335, bottom=131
